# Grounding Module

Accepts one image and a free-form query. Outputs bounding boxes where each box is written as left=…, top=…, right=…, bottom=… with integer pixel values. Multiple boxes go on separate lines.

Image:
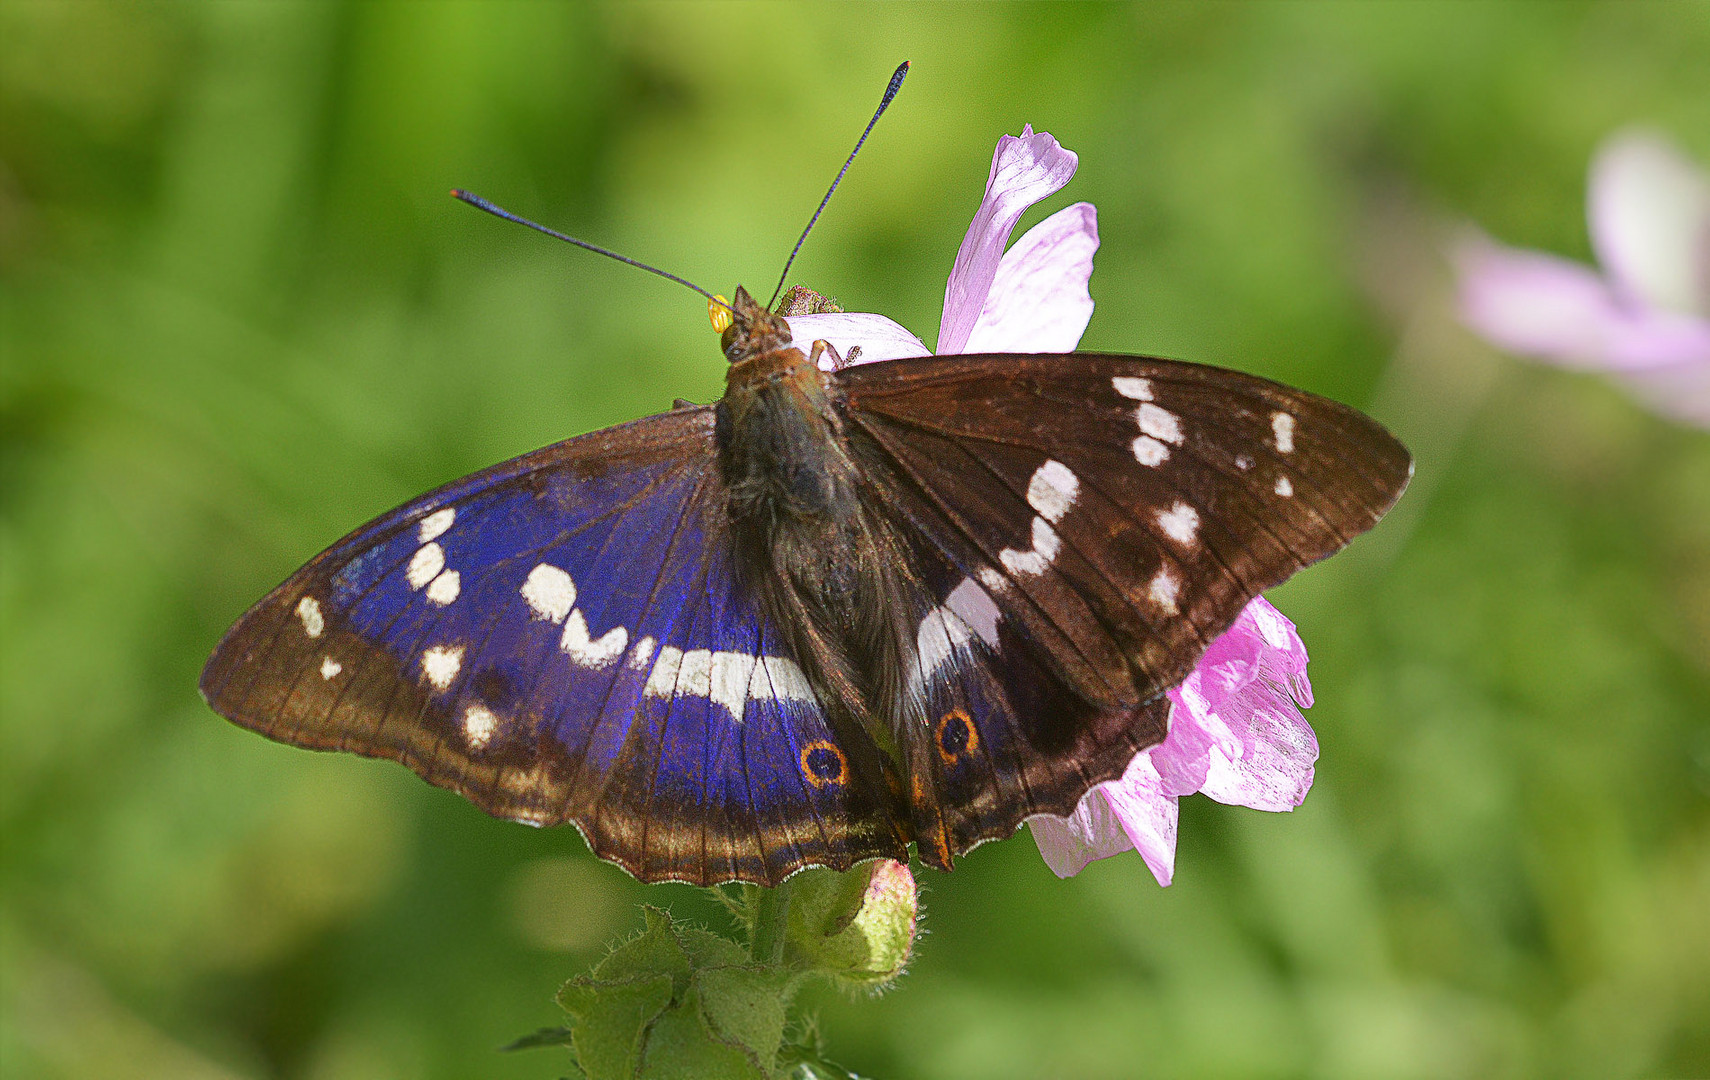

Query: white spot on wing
left=1147, top=568, right=1180, bottom=614
left=643, top=647, right=818, bottom=714
left=1000, top=516, right=1062, bottom=577
left=1131, top=435, right=1170, bottom=467
left=1235, top=454, right=1253, bottom=470
left=462, top=703, right=498, bottom=749
left=1136, top=403, right=1184, bottom=445
left=319, top=656, right=342, bottom=680
left=407, top=543, right=445, bottom=590
left=627, top=635, right=656, bottom=671
left=751, top=655, right=816, bottom=705
left=1274, top=475, right=1294, bottom=497
left=521, top=564, right=575, bottom=623
left=945, top=577, right=1002, bottom=648
left=645, top=646, right=683, bottom=697
left=560, top=610, right=627, bottom=667
left=296, top=596, right=324, bottom=638
left=912, top=605, right=973, bottom=696
left=425, top=569, right=460, bottom=606
left=977, top=566, right=1009, bottom=593
left=1026, top=460, right=1079, bottom=524
left=677, top=649, right=713, bottom=696
left=1113, top=376, right=1154, bottom=401
left=421, top=644, right=464, bottom=690
left=419, top=507, right=455, bottom=543
left=710, top=651, right=758, bottom=721
left=1272, top=411, right=1296, bottom=453
left=1155, top=502, right=1200, bottom=546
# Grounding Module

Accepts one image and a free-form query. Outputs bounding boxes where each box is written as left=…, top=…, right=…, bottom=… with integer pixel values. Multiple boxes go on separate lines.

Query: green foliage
left=3, top=3, right=1708, bottom=1079
left=537, top=867, right=914, bottom=1077
left=554, top=907, right=786, bottom=1079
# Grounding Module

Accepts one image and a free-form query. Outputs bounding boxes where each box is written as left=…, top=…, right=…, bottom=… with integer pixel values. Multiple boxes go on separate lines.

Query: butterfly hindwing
left=885, top=533, right=1172, bottom=865
left=201, top=407, right=906, bottom=886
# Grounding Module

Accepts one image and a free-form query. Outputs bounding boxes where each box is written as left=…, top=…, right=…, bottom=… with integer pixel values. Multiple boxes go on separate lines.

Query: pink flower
left=1028, top=598, right=1316, bottom=885
left=786, top=127, right=1321, bottom=887
left=785, top=124, right=1098, bottom=362
left=1454, top=129, right=1710, bottom=427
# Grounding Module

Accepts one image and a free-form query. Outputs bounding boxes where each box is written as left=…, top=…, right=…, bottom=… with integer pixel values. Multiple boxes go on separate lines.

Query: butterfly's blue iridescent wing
left=200, top=407, right=906, bottom=885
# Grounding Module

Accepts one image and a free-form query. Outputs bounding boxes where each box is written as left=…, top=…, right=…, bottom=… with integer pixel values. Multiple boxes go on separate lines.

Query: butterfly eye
left=709, top=294, right=733, bottom=334
left=799, top=740, right=850, bottom=788
left=935, top=708, right=978, bottom=764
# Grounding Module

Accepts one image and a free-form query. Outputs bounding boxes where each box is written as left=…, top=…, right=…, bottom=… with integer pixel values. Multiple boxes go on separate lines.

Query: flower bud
left=785, top=859, right=917, bottom=990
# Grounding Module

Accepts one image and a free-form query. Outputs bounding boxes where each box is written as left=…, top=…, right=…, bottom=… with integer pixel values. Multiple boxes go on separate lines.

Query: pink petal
left=1455, top=236, right=1629, bottom=369
left=1031, top=598, right=1316, bottom=884
left=1152, top=598, right=1299, bottom=797
left=1618, top=359, right=1710, bottom=427
left=784, top=312, right=932, bottom=369
left=1246, top=596, right=1313, bottom=705
left=962, top=202, right=1100, bottom=354
left=1454, top=234, right=1710, bottom=373
left=1588, top=129, right=1710, bottom=316
left=938, top=126, right=1080, bottom=354
left=1100, top=761, right=1179, bottom=886
left=1198, top=678, right=1319, bottom=811
left=1030, top=753, right=1179, bottom=886
left=1147, top=694, right=1220, bottom=799
left=1192, top=602, right=1319, bottom=810
left=1029, top=796, right=1135, bottom=879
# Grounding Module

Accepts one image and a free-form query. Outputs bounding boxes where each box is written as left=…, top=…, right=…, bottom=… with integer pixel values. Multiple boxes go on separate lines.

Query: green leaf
left=694, top=966, right=789, bottom=1073
left=588, top=906, right=693, bottom=990
left=501, top=1024, right=577, bottom=1051
left=678, top=925, right=751, bottom=969
left=557, top=974, right=674, bottom=1080
left=636, top=985, right=764, bottom=1080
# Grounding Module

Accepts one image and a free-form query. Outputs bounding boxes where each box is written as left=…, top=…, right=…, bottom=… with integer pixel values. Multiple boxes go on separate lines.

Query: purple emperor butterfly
left=202, top=64, right=1410, bottom=886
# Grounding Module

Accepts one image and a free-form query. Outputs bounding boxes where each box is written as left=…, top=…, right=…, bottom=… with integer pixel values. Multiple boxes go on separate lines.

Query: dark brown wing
left=839, top=351, right=1411, bottom=708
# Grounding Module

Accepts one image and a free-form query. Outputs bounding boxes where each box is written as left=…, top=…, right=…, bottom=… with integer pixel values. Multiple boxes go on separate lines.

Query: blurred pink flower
left=786, top=127, right=1321, bottom=887
left=1455, top=129, right=1710, bottom=426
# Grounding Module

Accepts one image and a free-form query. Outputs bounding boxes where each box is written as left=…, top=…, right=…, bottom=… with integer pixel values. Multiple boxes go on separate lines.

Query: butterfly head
left=720, top=286, right=795, bottom=365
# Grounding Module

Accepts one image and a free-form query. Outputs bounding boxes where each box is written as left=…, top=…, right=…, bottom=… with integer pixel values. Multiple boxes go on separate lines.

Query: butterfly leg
left=807, top=339, right=861, bottom=371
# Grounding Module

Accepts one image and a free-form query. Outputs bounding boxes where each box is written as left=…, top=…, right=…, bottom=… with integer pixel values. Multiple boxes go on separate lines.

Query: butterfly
left=201, top=69, right=1411, bottom=888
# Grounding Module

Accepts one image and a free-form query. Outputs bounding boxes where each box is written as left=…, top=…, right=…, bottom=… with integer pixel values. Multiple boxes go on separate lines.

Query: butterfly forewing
left=839, top=352, right=1412, bottom=705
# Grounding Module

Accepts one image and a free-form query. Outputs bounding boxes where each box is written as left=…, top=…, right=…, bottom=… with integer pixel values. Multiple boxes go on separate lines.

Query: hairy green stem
left=748, top=878, right=792, bottom=965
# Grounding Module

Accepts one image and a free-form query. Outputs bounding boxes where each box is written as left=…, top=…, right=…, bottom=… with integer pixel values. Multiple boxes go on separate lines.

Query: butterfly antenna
left=451, top=189, right=730, bottom=312
left=767, top=60, right=910, bottom=311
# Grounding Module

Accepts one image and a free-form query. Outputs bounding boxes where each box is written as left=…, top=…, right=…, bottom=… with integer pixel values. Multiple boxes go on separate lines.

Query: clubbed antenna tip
left=767, top=61, right=911, bottom=311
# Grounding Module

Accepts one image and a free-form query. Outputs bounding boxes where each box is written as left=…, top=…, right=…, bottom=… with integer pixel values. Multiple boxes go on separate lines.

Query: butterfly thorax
left=714, top=287, right=922, bottom=825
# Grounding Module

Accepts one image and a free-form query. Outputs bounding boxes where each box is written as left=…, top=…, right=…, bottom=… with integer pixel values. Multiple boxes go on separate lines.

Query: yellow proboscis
left=709, top=295, right=732, bottom=334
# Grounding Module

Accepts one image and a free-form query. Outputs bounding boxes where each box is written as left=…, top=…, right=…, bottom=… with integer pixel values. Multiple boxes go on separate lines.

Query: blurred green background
left=4, top=3, right=1708, bottom=1078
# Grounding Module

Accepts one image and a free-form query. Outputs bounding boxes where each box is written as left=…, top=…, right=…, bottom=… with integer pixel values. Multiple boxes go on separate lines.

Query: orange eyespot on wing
left=799, top=740, right=850, bottom=788
left=936, top=708, right=978, bottom=765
